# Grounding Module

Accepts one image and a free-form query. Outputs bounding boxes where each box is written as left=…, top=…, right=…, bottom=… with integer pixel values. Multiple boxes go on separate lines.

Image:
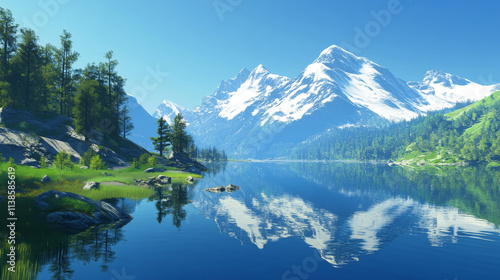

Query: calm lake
left=5, top=162, right=500, bottom=279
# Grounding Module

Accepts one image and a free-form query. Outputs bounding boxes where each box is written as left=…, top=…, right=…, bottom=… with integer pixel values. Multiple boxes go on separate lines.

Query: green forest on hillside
left=292, top=91, right=500, bottom=164
left=0, top=7, right=134, bottom=142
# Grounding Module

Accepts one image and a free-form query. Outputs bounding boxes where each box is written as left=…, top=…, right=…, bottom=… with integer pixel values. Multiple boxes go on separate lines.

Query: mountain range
left=130, top=45, right=500, bottom=159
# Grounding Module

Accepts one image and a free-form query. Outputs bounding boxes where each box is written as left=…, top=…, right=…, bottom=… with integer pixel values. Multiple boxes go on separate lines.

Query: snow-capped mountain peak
left=153, top=99, right=185, bottom=124
left=313, top=45, right=370, bottom=72
left=422, top=69, right=471, bottom=87
left=409, top=70, right=500, bottom=111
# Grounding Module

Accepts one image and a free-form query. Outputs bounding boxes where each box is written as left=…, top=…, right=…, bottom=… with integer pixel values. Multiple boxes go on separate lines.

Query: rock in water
left=157, top=175, right=171, bottom=184
left=186, top=176, right=194, bottom=183
left=41, top=175, right=51, bottom=183
left=83, top=181, right=100, bottom=190
left=33, top=190, right=132, bottom=232
left=205, top=186, right=226, bottom=193
left=225, top=184, right=240, bottom=193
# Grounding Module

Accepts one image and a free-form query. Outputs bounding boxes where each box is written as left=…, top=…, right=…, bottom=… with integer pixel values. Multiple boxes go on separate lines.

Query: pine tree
left=151, top=118, right=171, bottom=157
left=0, top=8, right=17, bottom=65
left=73, top=79, right=100, bottom=141
left=118, top=105, right=134, bottom=138
left=13, top=28, right=44, bottom=112
left=55, top=30, right=79, bottom=116
left=0, top=8, right=18, bottom=107
left=172, top=113, right=188, bottom=154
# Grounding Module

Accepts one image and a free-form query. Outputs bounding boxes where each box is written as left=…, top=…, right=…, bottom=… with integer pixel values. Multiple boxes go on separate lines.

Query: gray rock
left=41, top=175, right=51, bottom=183
left=205, top=186, right=225, bottom=193
left=186, top=175, right=194, bottom=183
left=157, top=175, right=171, bottom=184
left=33, top=190, right=132, bottom=232
left=225, top=184, right=240, bottom=193
left=144, top=167, right=166, bottom=173
left=21, top=158, right=40, bottom=168
left=80, top=166, right=89, bottom=169
left=83, top=181, right=100, bottom=190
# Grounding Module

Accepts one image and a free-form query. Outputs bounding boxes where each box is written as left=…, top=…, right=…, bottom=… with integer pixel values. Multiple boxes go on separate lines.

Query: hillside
left=399, top=91, right=500, bottom=165
left=291, top=91, right=500, bottom=165
left=0, top=107, right=148, bottom=168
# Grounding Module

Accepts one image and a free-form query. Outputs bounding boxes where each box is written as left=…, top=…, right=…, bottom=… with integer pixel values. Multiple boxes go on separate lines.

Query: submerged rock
left=83, top=181, right=100, bottom=190
left=41, top=175, right=51, bottom=183
left=33, top=190, right=132, bottom=232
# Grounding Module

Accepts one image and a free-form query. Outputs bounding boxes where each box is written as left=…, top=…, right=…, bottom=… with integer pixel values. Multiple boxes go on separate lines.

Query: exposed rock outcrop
left=33, top=190, right=132, bottom=232
left=0, top=107, right=148, bottom=168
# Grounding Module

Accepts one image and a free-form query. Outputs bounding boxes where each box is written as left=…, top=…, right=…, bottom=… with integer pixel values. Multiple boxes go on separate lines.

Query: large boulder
left=186, top=176, right=194, bottom=183
left=33, top=190, right=132, bottom=232
left=41, top=175, right=51, bottom=184
left=83, top=181, right=100, bottom=190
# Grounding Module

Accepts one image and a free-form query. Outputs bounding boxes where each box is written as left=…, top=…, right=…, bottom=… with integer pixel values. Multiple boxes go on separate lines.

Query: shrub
left=8, top=157, right=14, bottom=166
left=40, top=156, right=47, bottom=168
left=132, top=158, right=139, bottom=169
left=139, top=153, right=150, bottom=165
left=80, top=148, right=97, bottom=167
left=147, top=155, right=158, bottom=166
left=90, top=155, right=106, bottom=170
left=0, top=153, right=5, bottom=162
left=54, top=150, right=72, bottom=170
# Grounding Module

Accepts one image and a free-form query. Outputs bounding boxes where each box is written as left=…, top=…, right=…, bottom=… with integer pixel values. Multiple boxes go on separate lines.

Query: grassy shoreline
left=0, top=163, right=201, bottom=201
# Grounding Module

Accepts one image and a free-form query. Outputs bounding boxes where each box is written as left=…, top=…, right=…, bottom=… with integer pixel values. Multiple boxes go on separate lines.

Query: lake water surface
left=6, top=162, right=500, bottom=279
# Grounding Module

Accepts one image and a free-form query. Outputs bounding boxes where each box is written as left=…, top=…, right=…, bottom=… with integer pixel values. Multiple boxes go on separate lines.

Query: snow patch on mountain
left=218, top=65, right=290, bottom=121
left=153, top=100, right=185, bottom=124
left=409, top=70, right=500, bottom=111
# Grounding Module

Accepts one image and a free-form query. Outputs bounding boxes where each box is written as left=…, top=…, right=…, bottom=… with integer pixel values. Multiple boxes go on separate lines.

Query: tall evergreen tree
left=151, top=118, right=171, bottom=157
left=14, top=28, right=44, bottom=112
left=73, top=79, right=100, bottom=141
left=55, top=30, right=79, bottom=116
left=118, top=105, right=134, bottom=138
left=172, top=113, right=188, bottom=154
left=0, top=8, right=17, bottom=65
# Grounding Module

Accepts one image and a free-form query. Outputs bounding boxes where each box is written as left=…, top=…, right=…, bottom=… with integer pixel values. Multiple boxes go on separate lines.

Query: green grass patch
left=446, top=91, right=500, bottom=120
left=0, top=162, right=201, bottom=201
left=46, top=196, right=96, bottom=213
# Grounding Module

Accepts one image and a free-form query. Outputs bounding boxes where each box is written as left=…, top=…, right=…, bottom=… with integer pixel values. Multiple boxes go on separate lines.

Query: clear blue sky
left=4, top=0, right=500, bottom=112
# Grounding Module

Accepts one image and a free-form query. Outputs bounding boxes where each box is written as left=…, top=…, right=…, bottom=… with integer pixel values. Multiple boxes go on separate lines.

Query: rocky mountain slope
left=0, top=107, right=148, bottom=168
